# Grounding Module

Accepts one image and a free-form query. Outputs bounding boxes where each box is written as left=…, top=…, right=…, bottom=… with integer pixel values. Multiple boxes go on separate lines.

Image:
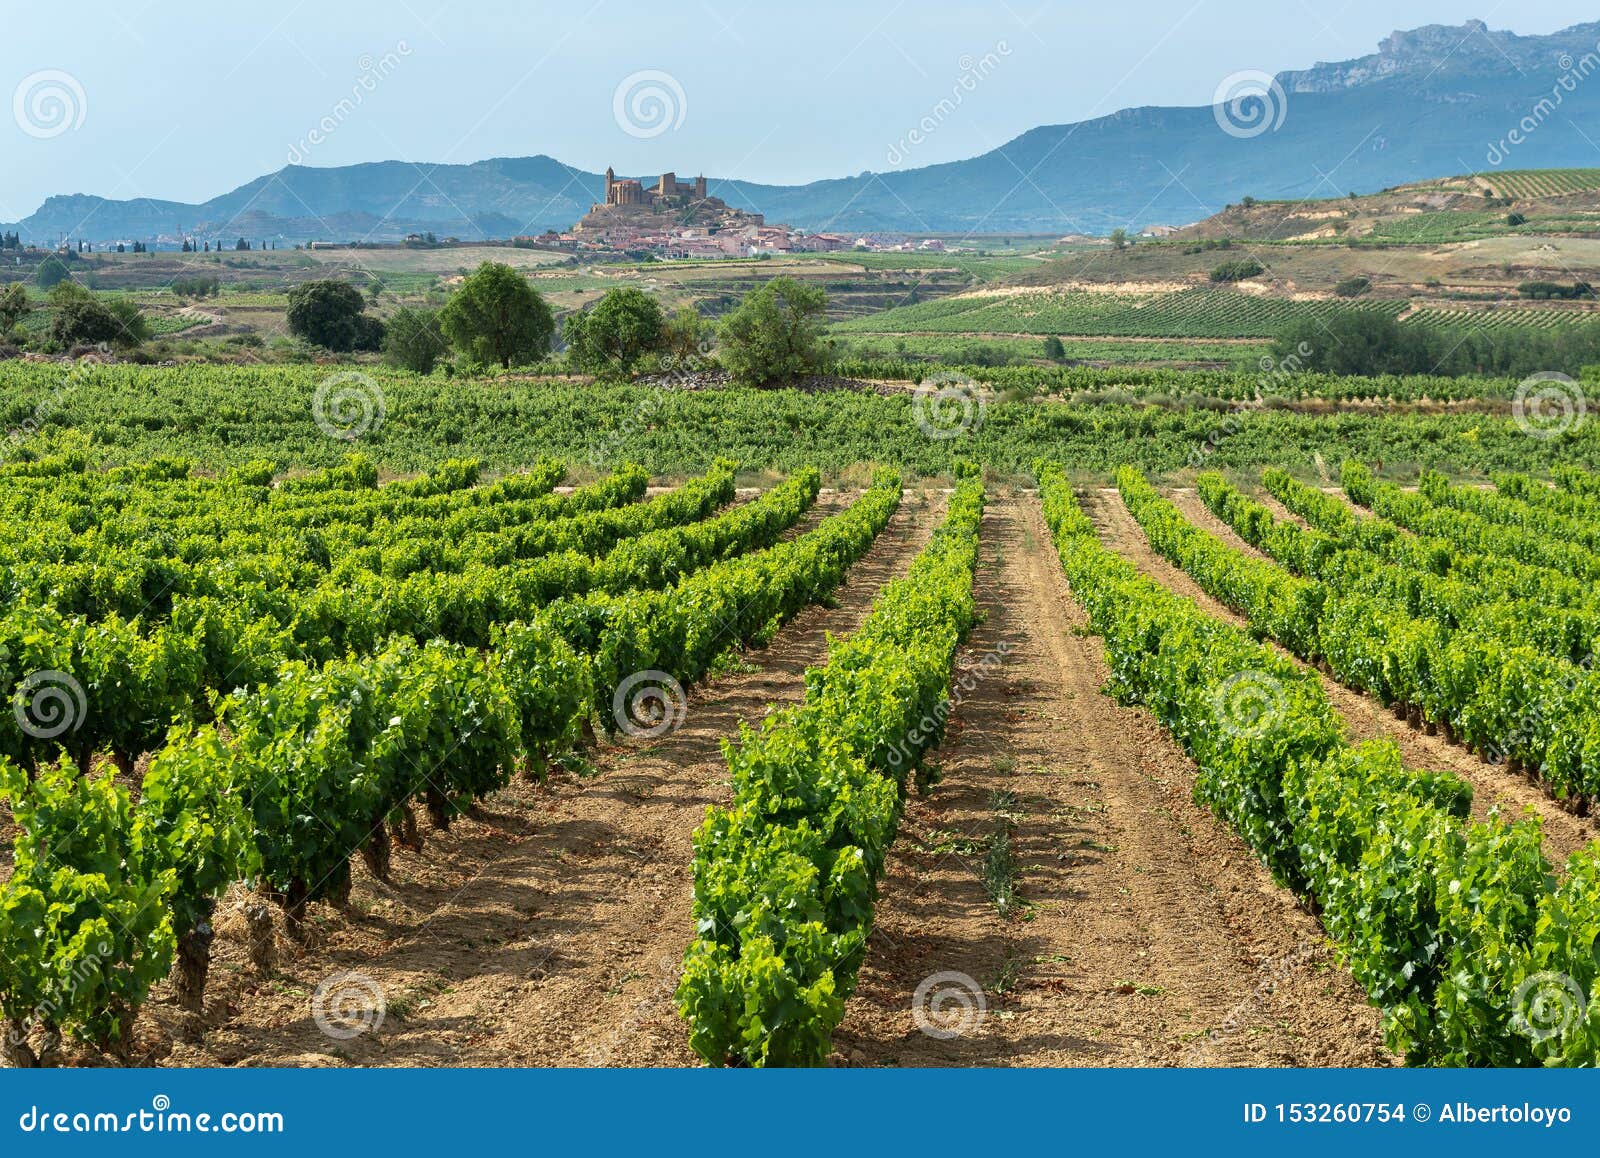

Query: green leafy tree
left=1043, top=335, right=1066, bottom=360
left=1110, top=228, right=1130, bottom=251
left=439, top=262, right=554, bottom=369
left=286, top=279, right=385, bottom=352
left=35, top=256, right=71, bottom=290
left=564, top=287, right=666, bottom=375
left=47, top=284, right=147, bottom=349
left=0, top=284, right=30, bottom=333
left=662, top=306, right=709, bottom=364
left=383, top=306, right=448, bottom=374
left=716, top=277, right=832, bottom=385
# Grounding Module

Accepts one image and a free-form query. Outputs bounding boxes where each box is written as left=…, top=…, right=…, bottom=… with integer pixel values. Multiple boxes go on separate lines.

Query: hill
left=10, top=20, right=1600, bottom=242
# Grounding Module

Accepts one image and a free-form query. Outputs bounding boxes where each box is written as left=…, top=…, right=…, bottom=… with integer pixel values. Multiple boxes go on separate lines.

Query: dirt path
left=169, top=489, right=945, bottom=1068
left=833, top=492, right=1388, bottom=1067
left=1165, top=488, right=1600, bottom=864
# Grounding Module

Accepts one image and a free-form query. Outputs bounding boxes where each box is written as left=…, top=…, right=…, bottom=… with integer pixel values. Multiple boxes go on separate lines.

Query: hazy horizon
left=5, top=2, right=1598, bottom=219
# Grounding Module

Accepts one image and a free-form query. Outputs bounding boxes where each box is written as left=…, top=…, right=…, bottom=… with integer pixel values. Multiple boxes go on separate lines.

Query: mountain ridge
left=11, top=19, right=1600, bottom=242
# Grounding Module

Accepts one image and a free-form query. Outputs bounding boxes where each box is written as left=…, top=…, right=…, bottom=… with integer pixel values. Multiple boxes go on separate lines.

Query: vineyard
left=835, top=287, right=1600, bottom=342
left=8, top=356, right=1600, bottom=1069
left=1479, top=169, right=1600, bottom=200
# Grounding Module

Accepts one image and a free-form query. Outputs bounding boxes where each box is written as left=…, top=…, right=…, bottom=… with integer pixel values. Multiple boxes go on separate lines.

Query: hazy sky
left=3, top=1, right=1596, bottom=217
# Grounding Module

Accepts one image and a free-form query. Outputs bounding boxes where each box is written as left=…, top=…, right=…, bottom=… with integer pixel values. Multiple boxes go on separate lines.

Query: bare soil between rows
left=157, top=488, right=945, bottom=1067
left=1164, top=486, right=1600, bottom=865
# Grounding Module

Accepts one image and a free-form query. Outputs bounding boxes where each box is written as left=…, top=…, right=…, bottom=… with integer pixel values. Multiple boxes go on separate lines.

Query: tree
left=1333, top=275, right=1372, bottom=298
left=1043, top=335, right=1066, bottom=360
left=662, top=307, right=709, bottom=363
left=0, top=284, right=30, bottom=333
left=383, top=307, right=447, bottom=374
left=439, top=262, right=554, bottom=369
left=1110, top=228, right=1130, bottom=251
left=564, top=287, right=665, bottom=375
left=286, top=280, right=385, bottom=352
left=716, top=277, right=832, bottom=385
left=47, top=284, right=147, bottom=349
left=35, top=256, right=71, bottom=290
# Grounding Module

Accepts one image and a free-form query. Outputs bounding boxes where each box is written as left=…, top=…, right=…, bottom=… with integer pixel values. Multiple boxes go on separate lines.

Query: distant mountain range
left=11, top=19, right=1600, bottom=242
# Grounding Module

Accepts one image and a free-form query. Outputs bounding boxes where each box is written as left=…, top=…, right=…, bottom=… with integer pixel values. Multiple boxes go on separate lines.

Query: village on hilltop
left=515, top=166, right=952, bottom=259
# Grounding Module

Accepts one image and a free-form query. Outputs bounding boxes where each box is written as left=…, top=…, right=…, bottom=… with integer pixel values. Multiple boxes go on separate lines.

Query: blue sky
left=3, top=1, right=1597, bottom=217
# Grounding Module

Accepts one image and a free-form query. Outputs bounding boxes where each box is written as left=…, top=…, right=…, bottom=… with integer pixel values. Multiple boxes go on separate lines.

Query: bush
left=1334, top=275, right=1371, bottom=298
left=1210, top=258, right=1264, bottom=283
left=383, top=306, right=447, bottom=374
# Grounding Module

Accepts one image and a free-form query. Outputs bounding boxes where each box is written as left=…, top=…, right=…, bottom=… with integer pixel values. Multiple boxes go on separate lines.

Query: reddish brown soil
left=832, top=492, right=1389, bottom=1067
left=157, top=489, right=945, bottom=1067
